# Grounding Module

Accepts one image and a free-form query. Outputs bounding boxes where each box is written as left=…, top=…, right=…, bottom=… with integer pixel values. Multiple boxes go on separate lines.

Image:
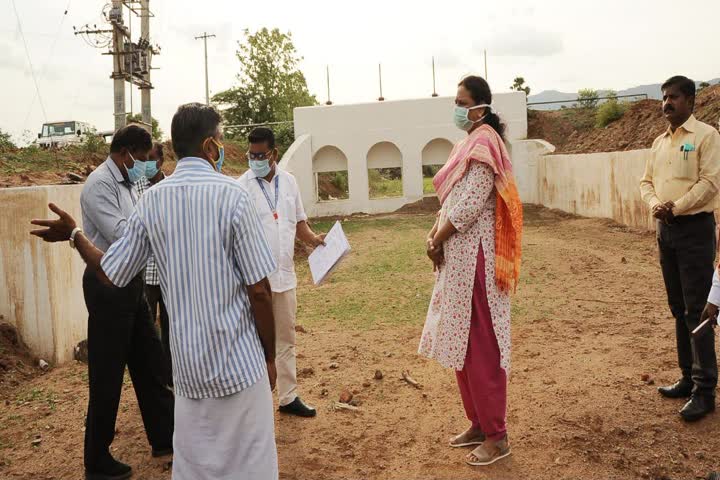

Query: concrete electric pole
left=195, top=32, right=216, bottom=105
left=74, top=0, right=160, bottom=133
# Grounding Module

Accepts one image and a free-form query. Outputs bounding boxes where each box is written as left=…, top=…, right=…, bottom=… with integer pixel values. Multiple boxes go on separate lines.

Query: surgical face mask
left=453, top=104, right=490, bottom=131
left=145, top=160, right=160, bottom=179
left=249, top=159, right=271, bottom=177
left=126, top=152, right=147, bottom=184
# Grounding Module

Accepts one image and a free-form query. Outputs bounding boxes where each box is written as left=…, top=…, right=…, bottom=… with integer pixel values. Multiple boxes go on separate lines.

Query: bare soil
left=1, top=207, right=720, bottom=479
left=528, top=84, right=720, bottom=154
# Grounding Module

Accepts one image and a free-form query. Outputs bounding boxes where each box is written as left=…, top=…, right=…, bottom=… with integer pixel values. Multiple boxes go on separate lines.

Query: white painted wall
left=0, top=185, right=87, bottom=364
left=513, top=145, right=655, bottom=230
left=281, top=93, right=529, bottom=217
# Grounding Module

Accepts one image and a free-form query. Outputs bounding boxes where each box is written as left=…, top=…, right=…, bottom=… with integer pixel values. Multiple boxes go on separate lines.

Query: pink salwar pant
left=455, top=242, right=508, bottom=441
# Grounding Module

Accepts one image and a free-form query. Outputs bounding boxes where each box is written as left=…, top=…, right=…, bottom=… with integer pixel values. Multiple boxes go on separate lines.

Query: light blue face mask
left=126, top=153, right=147, bottom=184
left=453, top=104, right=490, bottom=131
left=145, top=160, right=160, bottom=178
left=249, top=159, right=271, bottom=177
left=215, top=146, right=225, bottom=173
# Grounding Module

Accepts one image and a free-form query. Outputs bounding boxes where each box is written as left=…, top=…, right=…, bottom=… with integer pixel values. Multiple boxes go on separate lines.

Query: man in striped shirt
left=31, top=104, right=280, bottom=479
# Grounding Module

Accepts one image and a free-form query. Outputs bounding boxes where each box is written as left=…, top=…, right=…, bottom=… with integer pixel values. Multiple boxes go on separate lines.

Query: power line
left=21, top=0, right=73, bottom=132
left=11, top=0, right=48, bottom=123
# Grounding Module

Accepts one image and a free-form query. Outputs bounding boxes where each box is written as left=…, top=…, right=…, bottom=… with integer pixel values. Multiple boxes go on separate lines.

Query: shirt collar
left=175, top=156, right=217, bottom=173
left=104, top=156, right=127, bottom=183
left=664, top=114, right=697, bottom=136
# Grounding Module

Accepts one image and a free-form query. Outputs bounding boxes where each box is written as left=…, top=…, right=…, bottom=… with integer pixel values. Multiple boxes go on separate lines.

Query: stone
left=329, top=362, right=339, bottom=370
left=339, top=389, right=353, bottom=404
left=374, top=370, right=383, bottom=380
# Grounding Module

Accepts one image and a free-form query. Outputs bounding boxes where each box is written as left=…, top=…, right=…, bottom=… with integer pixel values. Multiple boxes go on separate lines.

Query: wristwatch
left=69, top=227, right=83, bottom=249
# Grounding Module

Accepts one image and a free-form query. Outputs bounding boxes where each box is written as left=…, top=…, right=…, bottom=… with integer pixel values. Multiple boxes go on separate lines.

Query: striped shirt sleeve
left=232, top=195, right=277, bottom=286
left=100, top=211, right=151, bottom=288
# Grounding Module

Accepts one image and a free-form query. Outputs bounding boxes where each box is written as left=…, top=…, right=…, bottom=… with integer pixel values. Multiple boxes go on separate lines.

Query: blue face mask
left=453, top=104, right=490, bottom=131
left=249, top=159, right=271, bottom=177
left=126, top=153, right=147, bottom=184
left=145, top=160, right=160, bottom=179
left=216, top=146, right=225, bottom=173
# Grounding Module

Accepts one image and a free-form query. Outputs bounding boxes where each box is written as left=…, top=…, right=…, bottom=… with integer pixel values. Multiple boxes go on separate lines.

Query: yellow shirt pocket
left=672, top=151, right=698, bottom=180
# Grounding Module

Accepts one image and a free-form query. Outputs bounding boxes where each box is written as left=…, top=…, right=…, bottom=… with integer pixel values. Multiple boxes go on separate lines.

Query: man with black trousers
left=80, top=126, right=174, bottom=479
left=135, top=142, right=173, bottom=386
left=640, top=75, right=720, bottom=422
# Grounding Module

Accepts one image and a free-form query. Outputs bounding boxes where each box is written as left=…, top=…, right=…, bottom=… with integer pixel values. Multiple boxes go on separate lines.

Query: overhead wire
left=11, top=0, right=48, bottom=124
left=21, top=0, right=74, bottom=132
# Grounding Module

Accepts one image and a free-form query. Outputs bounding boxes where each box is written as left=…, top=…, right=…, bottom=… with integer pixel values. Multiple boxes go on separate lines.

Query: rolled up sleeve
left=100, top=211, right=151, bottom=287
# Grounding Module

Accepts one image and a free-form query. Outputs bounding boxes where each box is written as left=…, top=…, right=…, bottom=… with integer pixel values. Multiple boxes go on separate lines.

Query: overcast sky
left=2, top=0, right=719, bottom=143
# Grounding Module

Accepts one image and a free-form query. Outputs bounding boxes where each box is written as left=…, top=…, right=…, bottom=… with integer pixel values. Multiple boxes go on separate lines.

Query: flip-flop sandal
left=448, top=431, right=486, bottom=448
left=465, top=442, right=512, bottom=466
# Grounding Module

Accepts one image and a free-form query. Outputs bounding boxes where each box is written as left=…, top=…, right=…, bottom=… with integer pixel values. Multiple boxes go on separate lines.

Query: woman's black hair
left=458, top=75, right=506, bottom=140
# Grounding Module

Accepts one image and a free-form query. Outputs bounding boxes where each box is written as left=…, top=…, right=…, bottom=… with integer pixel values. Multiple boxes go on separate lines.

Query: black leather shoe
left=680, top=395, right=715, bottom=422
left=85, top=458, right=132, bottom=480
left=151, top=447, right=173, bottom=458
left=658, top=379, right=693, bottom=398
left=279, top=397, right=317, bottom=417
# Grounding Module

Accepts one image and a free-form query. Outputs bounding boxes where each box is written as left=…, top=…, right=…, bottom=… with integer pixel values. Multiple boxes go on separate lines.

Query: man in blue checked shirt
left=135, top=142, right=173, bottom=387
left=31, top=103, right=279, bottom=480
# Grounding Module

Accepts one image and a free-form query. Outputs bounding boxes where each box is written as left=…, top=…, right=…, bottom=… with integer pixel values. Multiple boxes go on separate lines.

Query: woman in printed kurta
left=419, top=75, right=523, bottom=467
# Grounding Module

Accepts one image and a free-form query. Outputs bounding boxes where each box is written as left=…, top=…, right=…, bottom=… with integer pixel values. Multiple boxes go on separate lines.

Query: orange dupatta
left=432, top=125, right=523, bottom=292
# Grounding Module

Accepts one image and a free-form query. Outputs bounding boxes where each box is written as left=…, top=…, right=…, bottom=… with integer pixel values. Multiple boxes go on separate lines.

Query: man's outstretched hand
left=30, top=203, right=77, bottom=242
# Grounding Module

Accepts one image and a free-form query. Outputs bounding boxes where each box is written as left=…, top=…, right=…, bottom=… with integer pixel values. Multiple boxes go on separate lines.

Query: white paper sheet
left=308, top=221, right=351, bottom=285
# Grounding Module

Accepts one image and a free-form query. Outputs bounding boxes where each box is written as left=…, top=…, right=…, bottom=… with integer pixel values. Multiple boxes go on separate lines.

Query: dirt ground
left=528, top=84, right=720, bottom=154
left=2, top=206, right=720, bottom=480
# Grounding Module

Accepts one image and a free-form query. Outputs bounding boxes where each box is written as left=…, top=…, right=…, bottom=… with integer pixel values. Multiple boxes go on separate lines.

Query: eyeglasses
left=246, top=151, right=273, bottom=161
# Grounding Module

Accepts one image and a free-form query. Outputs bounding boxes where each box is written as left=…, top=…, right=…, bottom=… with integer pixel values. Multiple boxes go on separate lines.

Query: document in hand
left=308, top=221, right=351, bottom=285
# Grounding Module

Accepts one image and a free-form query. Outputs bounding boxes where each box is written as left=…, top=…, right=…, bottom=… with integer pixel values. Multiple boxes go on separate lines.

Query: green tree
left=698, top=81, right=711, bottom=92
left=510, top=77, right=531, bottom=96
left=0, top=128, right=15, bottom=152
left=212, top=28, right=317, bottom=151
left=576, top=88, right=599, bottom=109
left=126, top=113, right=163, bottom=140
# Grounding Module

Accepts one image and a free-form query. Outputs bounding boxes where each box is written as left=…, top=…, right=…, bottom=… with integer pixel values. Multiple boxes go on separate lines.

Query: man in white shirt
left=238, top=127, right=325, bottom=418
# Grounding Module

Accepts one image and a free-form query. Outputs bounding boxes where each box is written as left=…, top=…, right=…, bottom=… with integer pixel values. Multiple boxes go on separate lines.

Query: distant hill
left=528, top=78, right=720, bottom=110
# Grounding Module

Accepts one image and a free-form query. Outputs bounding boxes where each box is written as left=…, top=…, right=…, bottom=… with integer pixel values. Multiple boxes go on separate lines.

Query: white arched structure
left=280, top=93, right=528, bottom=217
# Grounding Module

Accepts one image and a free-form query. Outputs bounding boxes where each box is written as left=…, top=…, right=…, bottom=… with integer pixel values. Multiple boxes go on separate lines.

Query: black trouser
left=657, top=212, right=718, bottom=397
left=82, top=269, right=174, bottom=470
left=145, top=284, right=173, bottom=386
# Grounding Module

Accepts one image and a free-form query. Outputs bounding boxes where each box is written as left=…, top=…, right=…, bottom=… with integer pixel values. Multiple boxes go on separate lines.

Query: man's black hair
left=248, top=127, right=276, bottom=149
left=110, top=125, right=152, bottom=154
left=171, top=103, right=222, bottom=159
left=661, top=76, right=696, bottom=98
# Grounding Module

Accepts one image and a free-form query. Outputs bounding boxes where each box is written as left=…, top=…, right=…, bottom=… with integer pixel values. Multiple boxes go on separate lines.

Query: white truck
left=36, top=121, right=102, bottom=148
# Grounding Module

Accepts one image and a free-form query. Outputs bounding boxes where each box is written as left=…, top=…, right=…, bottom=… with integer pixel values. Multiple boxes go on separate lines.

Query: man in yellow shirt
left=640, top=75, right=720, bottom=422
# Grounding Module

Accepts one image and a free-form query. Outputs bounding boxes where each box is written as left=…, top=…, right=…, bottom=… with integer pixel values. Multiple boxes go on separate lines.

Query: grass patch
left=368, top=168, right=403, bottom=198
left=297, top=214, right=436, bottom=330
left=423, top=177, right=435, bottom=195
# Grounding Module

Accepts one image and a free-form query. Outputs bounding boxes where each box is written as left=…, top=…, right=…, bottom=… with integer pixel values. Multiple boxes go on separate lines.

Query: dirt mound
left=0, top=322, right=39, bottom=394
left=529, top=84, right=720, bottom=154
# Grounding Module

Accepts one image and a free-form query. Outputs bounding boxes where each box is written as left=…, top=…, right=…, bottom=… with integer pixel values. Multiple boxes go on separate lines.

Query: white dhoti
left=172, top=373, right=278, bottom=480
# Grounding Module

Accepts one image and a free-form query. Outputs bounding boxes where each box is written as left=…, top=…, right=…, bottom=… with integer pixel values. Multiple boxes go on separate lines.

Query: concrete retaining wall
left=0, top=185, right=87, bottom=365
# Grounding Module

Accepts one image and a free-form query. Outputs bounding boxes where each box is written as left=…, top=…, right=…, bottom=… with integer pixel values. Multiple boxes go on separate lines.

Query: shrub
left=596, top=100, right=627, bottom=128
left=0, top=129, right=16, bottom=152
left=577, top=88, right=599, bottom=109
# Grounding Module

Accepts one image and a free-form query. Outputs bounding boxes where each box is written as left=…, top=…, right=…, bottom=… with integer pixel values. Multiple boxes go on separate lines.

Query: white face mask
left=453, top=104, right=491, bottom=131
